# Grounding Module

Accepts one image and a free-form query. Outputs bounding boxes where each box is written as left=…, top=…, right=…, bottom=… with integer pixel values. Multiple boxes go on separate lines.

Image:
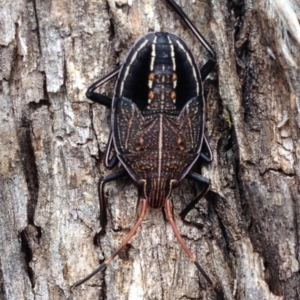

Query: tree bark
left=1, top=0, right=300, bottom=299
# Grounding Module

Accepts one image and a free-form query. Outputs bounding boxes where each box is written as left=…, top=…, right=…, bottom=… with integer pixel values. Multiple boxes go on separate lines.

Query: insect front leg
left=199, top=135, right=213, bottom=163
left=86, top=66, right=121, bottom=107
left=99, top=169, right=127, bottom=228
left=179, top=172, right=210, bottom=227
left=103, top=130, right=118, bottom=169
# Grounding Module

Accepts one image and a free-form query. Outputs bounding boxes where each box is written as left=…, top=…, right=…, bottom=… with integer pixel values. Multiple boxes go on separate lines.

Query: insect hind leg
left=165, top=0, right=216, bottom=60
left=200, top=59, right=216, bottom=81
left=86, top=66, right=121, bottom=107
left=165, top=0, right=216, bottom=81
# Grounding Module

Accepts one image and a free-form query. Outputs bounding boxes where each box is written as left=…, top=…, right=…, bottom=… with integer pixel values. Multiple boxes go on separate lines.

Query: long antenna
left=164, top=199, right=224, bottom=299
left=72, top=199, right=148, bottom=287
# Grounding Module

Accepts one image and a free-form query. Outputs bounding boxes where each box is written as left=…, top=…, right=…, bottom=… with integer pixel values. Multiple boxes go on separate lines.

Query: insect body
left=74, top=0, right=221, bottom=296
left=114, top=32, right=205, bottom=209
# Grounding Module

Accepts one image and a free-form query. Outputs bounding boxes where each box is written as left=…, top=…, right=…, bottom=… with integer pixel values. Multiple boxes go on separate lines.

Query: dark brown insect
left=74, top=0, right=222, bottom=297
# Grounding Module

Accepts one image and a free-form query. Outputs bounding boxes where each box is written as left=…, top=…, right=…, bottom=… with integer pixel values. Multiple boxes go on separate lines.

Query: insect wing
left=177, top=96, right=205, bottom=152
left=113, top=97, right=145, bottom=155
left=175, top=96, right=205, bottom=179
left=113, top=96, right=204, bottom=182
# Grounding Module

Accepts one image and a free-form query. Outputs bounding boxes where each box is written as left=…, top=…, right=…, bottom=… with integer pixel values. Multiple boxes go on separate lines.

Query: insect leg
left=86, top=66, right=121, bottom=107
left=200, top=58, right=216, bottom=81
left=72, top=199, right=148, bottom=287
left=199, top=135, right=213, bottom=163
left=99, top=169, right=127, bottom=228
left=104, top=130, right=118, bottom=169
left=166, top=0, right=215, bottom=58
left=179, top=172, right=210, bottom=222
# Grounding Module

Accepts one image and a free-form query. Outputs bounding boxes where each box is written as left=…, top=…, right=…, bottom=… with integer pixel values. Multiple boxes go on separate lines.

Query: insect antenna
left=73, top=199, right=148, bottom=287
left=164, top=200, right=224, bottom=299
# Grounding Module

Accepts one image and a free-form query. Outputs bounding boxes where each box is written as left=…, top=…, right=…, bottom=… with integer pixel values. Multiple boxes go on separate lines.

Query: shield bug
left=74, top=0, right=221, bottom=296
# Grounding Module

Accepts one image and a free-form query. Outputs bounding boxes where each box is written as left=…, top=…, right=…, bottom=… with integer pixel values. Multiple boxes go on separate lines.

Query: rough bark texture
left=1, top=0, right=300, bottom=299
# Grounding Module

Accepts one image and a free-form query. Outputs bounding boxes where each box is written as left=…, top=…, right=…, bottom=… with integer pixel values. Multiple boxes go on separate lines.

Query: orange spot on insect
left=170, top=91, right=176, bottom=101
left=135, top=137, right=145, bottom=152
left=139, top=137, right=144, bottom=146
left=149, top=72, right=155, bottom=81
left=172, top=73, right=177, bottom=81
left=177, top=137, right=185, bottom=151
left=148, top=90, right=155, bottom=100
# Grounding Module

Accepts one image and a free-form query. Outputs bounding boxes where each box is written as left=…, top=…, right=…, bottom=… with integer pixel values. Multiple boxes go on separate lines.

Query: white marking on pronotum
left=157, top=114, right=163, bottom=178
left=167, top=36, right=177, bottom=101
left=150, top=35, right=157, bottom=71
left=167, top=36, right=177, bottom=75
left=120, top=38, right=149, bottom=94
left=176, top=39, right=199, bottom=94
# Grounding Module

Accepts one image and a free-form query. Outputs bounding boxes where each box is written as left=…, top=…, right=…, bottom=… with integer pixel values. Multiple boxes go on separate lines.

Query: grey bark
left=1, top=0, right=300, bottom=299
